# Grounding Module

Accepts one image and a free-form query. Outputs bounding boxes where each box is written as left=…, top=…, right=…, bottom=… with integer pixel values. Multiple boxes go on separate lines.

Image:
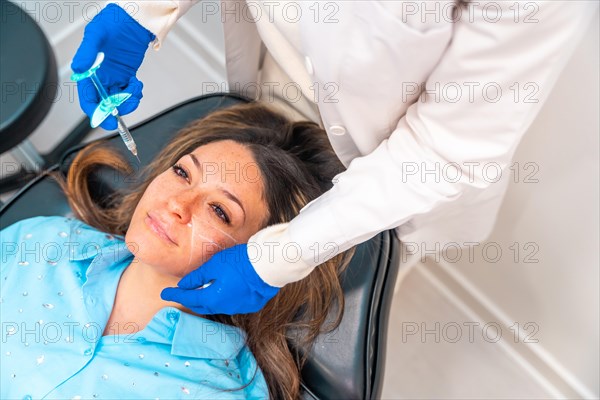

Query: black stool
left=0, top=0, right=92, bottom=195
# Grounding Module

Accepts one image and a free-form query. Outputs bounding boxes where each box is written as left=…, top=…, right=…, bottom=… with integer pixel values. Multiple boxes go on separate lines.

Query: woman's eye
left=211, top=204, right=231, bottom=225
left=172, top=164, right=189, bottom=181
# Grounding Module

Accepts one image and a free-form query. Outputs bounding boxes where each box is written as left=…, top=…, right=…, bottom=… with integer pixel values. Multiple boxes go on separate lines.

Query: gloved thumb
left=115, top=76, right=144, bottom=116
left=160, top=287, right=214, bottom=314
left=177, top=266, right=212, bottom=290
left=71, top=32, right=103, bottom=73
left=98, top=115, right=118, bottom=131
left=97, top=77, right=143, bottom=130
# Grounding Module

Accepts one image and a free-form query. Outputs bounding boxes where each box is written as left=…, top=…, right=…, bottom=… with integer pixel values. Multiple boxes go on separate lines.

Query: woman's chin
left=125, top=227, right=206, bottom=277
left=126, top=230, right=168, bottom=258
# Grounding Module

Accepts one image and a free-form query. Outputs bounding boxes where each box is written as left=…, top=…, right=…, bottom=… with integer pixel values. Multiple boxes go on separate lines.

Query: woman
left=0, top=103, right=354, bottom=399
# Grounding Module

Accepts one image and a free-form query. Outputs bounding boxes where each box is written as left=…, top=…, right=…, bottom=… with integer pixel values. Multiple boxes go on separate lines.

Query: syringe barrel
left=115, top=115, right=134, bottom=140
left=115, top=114, right=138, bottom=156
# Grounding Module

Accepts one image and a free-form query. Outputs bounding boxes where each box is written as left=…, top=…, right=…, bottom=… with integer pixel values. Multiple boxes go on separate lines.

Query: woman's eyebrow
left=189, top=153, right=202, bottom=172
left=221, top=188, right=246, bottom=223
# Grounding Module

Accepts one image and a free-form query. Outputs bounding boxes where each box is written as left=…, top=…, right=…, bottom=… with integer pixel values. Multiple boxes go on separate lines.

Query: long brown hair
left=55, top=102, right=354, bottom=399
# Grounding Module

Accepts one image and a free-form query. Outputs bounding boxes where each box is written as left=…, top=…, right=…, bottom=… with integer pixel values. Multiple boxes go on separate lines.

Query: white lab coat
left=112, top=0, right=597, bottom=286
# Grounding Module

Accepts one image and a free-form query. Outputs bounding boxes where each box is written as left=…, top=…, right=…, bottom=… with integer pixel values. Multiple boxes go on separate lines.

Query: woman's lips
left=145, top=213, right=177, bottom=246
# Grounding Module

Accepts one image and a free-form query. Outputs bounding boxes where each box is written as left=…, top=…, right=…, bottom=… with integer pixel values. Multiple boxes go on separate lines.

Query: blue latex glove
left=71, top=4, right=155, bottom=130
left=161, top=244, right=281, bottom=315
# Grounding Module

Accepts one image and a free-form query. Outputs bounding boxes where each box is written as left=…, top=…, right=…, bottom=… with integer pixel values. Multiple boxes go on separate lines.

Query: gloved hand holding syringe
left=71, top=52, right=140, bottom=162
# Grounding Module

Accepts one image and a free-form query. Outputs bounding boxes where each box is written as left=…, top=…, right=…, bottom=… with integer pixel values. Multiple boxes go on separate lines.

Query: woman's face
left=126, top=140, right=269, bottom=277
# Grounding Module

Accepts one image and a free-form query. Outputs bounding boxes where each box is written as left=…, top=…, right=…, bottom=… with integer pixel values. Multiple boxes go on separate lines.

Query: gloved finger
left=115, top=77, right=143, bottom=116
left=177, top=266, right=212, bottom=290
left=71, top=30, right=104, bottom=74
left=161, top=287, right=216, bottom=311
left=99, top=115, right=118, bottom=131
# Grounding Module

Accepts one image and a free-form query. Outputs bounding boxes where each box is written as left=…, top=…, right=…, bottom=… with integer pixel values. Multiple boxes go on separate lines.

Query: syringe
left=88, top=70, right=140, bottom=163
left=112, top=109, right=139, bottom=163
left=71, top=53, right=140, bottom=163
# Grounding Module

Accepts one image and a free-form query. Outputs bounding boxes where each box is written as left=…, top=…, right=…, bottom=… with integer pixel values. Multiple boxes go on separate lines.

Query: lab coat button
left=329, top=125, right=346, bottom=136
left=304, top=56, right=314, bottom=75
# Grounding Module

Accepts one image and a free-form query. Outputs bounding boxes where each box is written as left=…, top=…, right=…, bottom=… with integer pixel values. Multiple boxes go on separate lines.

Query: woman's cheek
left=177, top=239, right=231, bottom=276
left=183, top=242, right=222, bottom=272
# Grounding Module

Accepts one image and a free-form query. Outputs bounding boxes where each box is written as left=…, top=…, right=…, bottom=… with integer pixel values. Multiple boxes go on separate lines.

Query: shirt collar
left=139, top=307, right=247, bottom=360
left=66, top=219, right=128, bottom=261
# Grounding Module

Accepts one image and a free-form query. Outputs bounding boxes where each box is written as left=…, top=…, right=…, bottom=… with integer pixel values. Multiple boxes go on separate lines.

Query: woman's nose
left=166, top=190, right=197, bottom=223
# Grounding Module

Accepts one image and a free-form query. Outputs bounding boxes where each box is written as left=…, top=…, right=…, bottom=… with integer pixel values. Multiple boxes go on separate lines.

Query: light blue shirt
left=1, top=216, right=269, bottom=399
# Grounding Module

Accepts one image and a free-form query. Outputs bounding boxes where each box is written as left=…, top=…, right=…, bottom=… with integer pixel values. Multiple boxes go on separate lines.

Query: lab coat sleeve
left=249, top=1, right=598, bottom=287
left=110, top=0, right=199, bottom=49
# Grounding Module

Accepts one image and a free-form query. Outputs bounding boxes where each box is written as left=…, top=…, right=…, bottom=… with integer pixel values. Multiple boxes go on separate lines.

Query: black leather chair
left=0, top=0, right=93, bottom=194
left=0, top=93, right=400, bottom=399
